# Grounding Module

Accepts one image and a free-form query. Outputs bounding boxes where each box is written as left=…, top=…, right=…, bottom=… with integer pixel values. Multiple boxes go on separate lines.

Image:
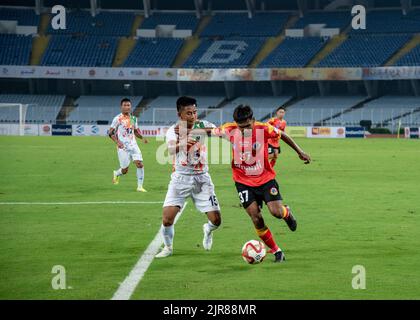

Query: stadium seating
left=139, top=13, right=199, bottom=31
left=0, top=7, right=40, bottom=26
left=183, top=38, right=265, bottom=68
left=0, top=34, right=32, bottom=65
left=395, top=44, right=420, bottom=66
left=67, top=96, right=143, bottom=124
left=47, top=10, right=134, bottom=36
left=339, top=96, right=420, bottom=127
left=284, top=96, right=366, bottom=126
left=0, top=94, right=65, bottom=123
left=200, top=12, right=290, bottom=37
left=259, top=37, right=326, bottom=67
left=318, top=35, right=411, bottom=67
left=350, top=10, right=420, bottom=34
left=292, top=11, right=352, bottom=30
left=123, top=38, right=184, bottom=67
left=41, top=35, right=117, bottom=67
left=138, top=96, right=224, bottom=125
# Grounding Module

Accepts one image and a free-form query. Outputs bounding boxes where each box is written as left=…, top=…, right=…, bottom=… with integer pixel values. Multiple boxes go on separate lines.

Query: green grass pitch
left=0, top=136, right=419, bottom=299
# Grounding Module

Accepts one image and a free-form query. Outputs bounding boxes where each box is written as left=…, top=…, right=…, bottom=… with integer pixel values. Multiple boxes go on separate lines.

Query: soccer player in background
left=108, top=98, right=148, bottom=192
left=267, top=106, right=287, bottom=168
left=155, top=96, right=222, bottom=258
left=188, top=105, right=310, bottom=262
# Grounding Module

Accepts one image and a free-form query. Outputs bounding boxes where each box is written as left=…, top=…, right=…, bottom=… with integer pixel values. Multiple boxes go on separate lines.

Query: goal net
left=0, top=103, right=28, bottom=136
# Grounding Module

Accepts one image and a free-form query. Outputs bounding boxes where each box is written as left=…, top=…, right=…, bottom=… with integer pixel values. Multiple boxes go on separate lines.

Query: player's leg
left=270, top=148, right=279, bottom=168
left=155, top=206, right=180, bottom=258
left=113, top=149, right=130, bottom=184
left=132, top=146, right=146, bottom=192
left=264, top=180, right=297, bottom=232
left=192, top=174, right=221, bottom=251
left=236, top=182, right=284, bottom=262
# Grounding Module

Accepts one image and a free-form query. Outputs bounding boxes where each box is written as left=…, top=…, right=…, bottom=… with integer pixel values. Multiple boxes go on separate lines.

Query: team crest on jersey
left=252, top=142, right=262, bottom=151
left=270, top=187, right=278, bottom=196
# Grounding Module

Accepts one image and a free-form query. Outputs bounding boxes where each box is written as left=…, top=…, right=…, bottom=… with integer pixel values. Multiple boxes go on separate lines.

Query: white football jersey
left=110, top=113, right=139, bottom=148
left=166, top=120, right=216, bottom=175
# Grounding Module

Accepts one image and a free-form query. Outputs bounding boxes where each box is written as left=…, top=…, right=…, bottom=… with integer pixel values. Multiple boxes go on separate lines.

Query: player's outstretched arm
left=280, top=131, right=311, bottom=164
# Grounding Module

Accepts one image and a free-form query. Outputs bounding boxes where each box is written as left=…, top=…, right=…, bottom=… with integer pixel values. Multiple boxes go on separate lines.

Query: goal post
left=0, top=103, right=28, bottom=136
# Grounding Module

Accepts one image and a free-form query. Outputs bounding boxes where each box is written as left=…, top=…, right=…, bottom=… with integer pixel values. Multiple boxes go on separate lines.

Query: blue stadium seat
left=123, top=38, right=184, bottom=67
left=41, top=35, right=117, bottom=67
left=260, top=37, right=326, bottom=67
left=140, top=13, right=199, bottom=31
left=0, top=34, right=32, bottom=65
left=395, top=44, right=420, bottom=66
left=0, top=8, right=40, bottom=26
left=183, top=38, right=265, bottom=68
left=293, top=11, right=351, bottom=30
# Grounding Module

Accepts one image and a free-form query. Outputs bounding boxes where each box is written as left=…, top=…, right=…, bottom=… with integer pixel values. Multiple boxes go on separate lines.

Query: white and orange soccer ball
left=241, top=240, right=266, bottom=264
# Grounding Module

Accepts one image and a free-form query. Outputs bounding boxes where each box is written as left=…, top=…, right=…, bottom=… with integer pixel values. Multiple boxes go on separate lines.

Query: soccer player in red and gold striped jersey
left=209, top=105, right=310, bottom=262
left=267, top=106, right=287, bottom=168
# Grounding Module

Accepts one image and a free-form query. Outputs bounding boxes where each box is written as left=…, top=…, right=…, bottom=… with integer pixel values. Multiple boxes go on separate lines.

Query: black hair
left=176, top=96, right=197, bottom=112
left=233, top=104, right=253, bottom=124
left=276, top=106, right=286, bottom=112
left=120, top=97, right=131, bottom=105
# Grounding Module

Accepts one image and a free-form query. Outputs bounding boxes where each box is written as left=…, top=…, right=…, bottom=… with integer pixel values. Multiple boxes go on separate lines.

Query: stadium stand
left=123, top=38, right=184, bottom=67
left=395, top=44, right=420, bottom=66
left=0, top=94, right=65, bottom=123
left=41, top=35, right=118, bottom=67
left=318, top=34, right=411, bottom=67
left=139, top=12, right=199, bottom=31
left=47, top=10, right=134, bottom=36
left=200, top=12, right=290, bottom=37
left=339, top=96, right=420, bottom=127
left=292, top=11, right=352, bottom=30
left=138, top=96, right=224, bottom=125
left=67, top=96, right=143, bottom=124
left=259, top=37, right=326, bottom=67
left=0, top=34, right=32, bottom=65
left=0, top=7, right=39, bottom=26
left=284, top=96, right=367, bottom=126
left=183, top=38, right=265, bottom=68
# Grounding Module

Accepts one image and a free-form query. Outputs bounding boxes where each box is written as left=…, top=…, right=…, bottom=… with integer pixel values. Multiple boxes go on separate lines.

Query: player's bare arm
left=108, top=128, right=124, bottom=149
left=134, top=128, right=149, bottom=144
left=280, top=131, right=311, bottom=164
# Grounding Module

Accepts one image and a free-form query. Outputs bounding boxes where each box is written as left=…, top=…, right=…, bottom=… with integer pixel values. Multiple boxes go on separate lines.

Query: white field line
left=0, top=201, right=163, bottom=205
left=111, top=202, right=188, bottom=300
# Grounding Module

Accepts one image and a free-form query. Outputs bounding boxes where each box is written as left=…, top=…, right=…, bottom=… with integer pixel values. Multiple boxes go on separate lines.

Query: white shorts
left=163, top=172, right=220, bottom=213
left=117, top=144, right=143, bottom=169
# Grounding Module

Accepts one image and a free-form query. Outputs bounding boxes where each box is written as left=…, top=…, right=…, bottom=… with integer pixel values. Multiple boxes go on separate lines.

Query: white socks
left=115, top=168, right=123, bottom=176
left=136, top=167, right=144, bottom=187
left=162, top=224, right=174, bottom=248
left=205, top=220, right=219, bottom=233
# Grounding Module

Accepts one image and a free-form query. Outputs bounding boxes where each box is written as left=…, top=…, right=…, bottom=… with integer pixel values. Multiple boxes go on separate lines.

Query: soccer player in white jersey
left=108, top=98, right=148, bottom=192
left=155, top=96, right=222, bottom=258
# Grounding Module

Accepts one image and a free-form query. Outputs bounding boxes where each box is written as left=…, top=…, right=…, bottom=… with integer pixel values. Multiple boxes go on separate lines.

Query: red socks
left=256, top=226, right=280, bottom=253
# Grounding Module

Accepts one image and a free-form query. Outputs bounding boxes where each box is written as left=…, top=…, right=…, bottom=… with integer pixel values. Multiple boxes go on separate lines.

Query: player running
left=267, top=106, right=287, bottom=168
left=185, top=104, right=310, bottom=262
left=108, top=98, right=148, bottom=192
left=155, top=96, right=222, bottom=258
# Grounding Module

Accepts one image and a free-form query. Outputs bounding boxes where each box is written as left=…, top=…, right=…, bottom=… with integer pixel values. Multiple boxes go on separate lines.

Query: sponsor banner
left=72, top=124, right=109, bottom=136
left=307, top=127, right=346, bottom=138
left=139, top=126, right=170, bottom=137
left=345, top=126, right=365, bottom=138
left=363, top=67, right=420, bottom=80
left=271, top=68, right=362, bottom=81
left=0, top=124, right=19, bottom=135
left=52, top=124, right=72, bottom=136
left=23, top=124, right=39, bottom=136
left=39, top=124, right=52, bottom=136
left=404, top=127, right=420, bottom=139
left=285, top=126, right=307, bottom=138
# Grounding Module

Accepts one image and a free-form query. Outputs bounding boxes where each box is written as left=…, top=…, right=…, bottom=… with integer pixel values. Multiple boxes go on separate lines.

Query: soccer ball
left=241, top=240, right=266, bottom=264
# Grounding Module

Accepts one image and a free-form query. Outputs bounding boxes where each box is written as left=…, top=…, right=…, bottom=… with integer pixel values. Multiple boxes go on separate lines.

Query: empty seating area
left=201, top=12, right=290, bottom=37
left=0, top=34, right=32, bottom=65
left=318, top=35, right=411, bottom=67
left=0, top=94, right=65, bottom=123
left=260, top=37, right=326, bottom=67
left=0, top=7, right=39, bottom=26
left=123, top=38, right=183, bottom=67
left=183, top=38, right=265, bottom=68
left=67, top=96, right=143, bottom=124
left=350, top=10, right=420, bottom=34
left=339, top=96, right=420, bottom=127
left=47, top=11, right=134, bottom=36
left=284, top=96, right=366, bottom=126
left=292, top=11, right=351, bottom=30
left=395, top=44, right=420, bottom=66
left=41, top=35, right=117, bottom=67
left=140, top=13, right=199, bottom=31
